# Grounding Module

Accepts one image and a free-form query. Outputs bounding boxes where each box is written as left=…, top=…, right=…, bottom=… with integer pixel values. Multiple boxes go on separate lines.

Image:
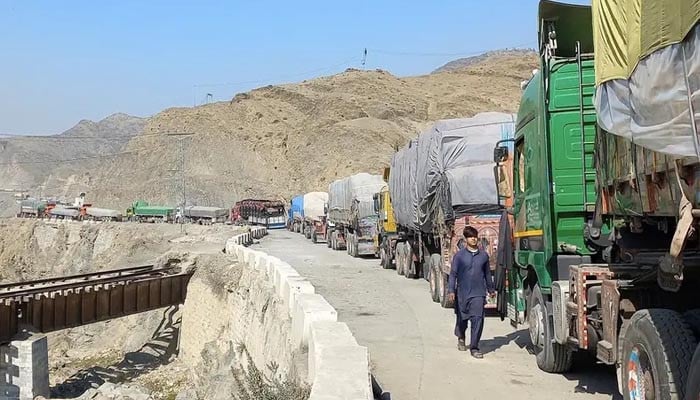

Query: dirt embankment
left=0, top=220, right=254, bottom=399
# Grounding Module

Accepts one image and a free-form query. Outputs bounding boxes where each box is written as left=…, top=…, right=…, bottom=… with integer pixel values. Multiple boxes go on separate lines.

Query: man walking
left=448, top=226, right=495, bottom=359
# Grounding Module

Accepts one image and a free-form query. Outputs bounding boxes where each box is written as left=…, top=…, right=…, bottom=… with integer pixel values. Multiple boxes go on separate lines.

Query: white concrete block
left=252, top=253, right=269, bottom=273
left=308, top=321, right=358, bottom=381
left=309, top=345, right=372, bottom=400
left=292, top=293, right=337, bottom=349
left=283, top=277, right=315, bottom=316
left=274, top=264, right=299, bottom=295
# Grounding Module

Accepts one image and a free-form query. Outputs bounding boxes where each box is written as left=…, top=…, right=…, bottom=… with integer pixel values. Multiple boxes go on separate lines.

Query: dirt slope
left=89, top=52, right=538, bottom=210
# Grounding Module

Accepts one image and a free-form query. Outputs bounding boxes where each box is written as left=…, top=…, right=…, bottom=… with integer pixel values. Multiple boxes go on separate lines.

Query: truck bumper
left=356, top=241, right=376, bottom=256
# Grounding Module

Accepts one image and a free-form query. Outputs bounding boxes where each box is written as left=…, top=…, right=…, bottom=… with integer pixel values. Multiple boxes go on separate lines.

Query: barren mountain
left=433, top=49, right=536, bottom=73
left=0, top=113, right=147, bottom=215
left=87, top=52, right=538, bottom=210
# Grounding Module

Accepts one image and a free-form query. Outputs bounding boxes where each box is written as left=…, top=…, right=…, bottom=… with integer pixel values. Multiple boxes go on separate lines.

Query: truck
left=372, top=168, right=398, bottom=269
left=388, top=112, right=515, bottom=309
left=183, top=206, right=228, bottom=224
left=231, top=199, right=286, bottom=229
left=300, top=192, right=328, bottom=242
left=126, top=201, right=174, bottom=223
left=326, top=173, right=385, bottom=257
left=288, top=195, right=304, bottom=232
left=17, top=198, right=47, bottom=218
left=84, top=207, right=123, bottom=222
left=492, top=1, right=700, bottom=398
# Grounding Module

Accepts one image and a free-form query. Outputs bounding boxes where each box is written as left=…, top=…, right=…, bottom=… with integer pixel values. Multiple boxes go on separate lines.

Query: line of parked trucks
left=287, top=112, right=515, bottom=314
left=286, top=1, right=700, bottom=398
left=17, top=195, right=287, bottom=228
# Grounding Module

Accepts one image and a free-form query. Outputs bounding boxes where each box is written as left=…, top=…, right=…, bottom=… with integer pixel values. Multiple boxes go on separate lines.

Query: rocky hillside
left=87, top=52, right=538, bottom=210
left=433, top=49, right=536, bottom=73
left=0, top=113, right=147, bottom=215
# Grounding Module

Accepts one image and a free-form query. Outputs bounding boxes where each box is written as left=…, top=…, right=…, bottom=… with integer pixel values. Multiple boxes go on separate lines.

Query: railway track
left=0, top=264, right=193, bottom=344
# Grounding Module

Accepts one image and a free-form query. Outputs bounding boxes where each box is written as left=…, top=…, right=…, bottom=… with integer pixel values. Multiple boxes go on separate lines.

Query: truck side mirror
left=494, top=146, right=509, bottom=163
left=372, top=193, right=379, bottom=213
left=324, top=203, right=328, bottom=215
left=496, top=164, right=512, bottom=199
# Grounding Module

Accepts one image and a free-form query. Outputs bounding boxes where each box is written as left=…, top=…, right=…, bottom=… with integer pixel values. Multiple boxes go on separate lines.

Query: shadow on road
left=50, top=305, right=181, bottom=398
left=479, top=328, right=620, bottom=398
left=372, top=374, right=391, bottom=400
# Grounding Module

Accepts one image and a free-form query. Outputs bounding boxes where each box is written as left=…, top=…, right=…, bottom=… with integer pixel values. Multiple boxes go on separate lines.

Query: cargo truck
left=126, top=201, right=174, bottom=223
left=492, top=2, right=700, bottom=398
left=288, top=195, right=304, bottom=232
left=372, top=168, right=398, bottom=269
left=17, top=199, right=47, bottom=218
left=232, top=199, right=286, bottom=229
left=388, top=112, right=515, bottom=308
left=300, top=192, right=328, bottom=241
left=183, top=206, right=228, bottom=224
left=326, top=173, right=385, bottom=256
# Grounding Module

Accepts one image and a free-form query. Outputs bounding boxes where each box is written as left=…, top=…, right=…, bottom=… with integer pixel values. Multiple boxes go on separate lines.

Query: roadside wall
left=224, top=227, right=373, bottom=400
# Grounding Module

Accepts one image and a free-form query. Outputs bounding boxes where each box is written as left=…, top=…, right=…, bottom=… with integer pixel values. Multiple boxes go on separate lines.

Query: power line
left=192, top=56, right=358, bottom=89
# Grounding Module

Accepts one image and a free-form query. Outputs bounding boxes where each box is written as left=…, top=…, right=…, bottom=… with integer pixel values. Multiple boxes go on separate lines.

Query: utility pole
left=166, top=132, right=194, bottom=233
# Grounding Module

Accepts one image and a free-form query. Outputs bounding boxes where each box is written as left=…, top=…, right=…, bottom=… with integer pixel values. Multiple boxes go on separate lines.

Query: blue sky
left=0, top=0, right=590, bottom=134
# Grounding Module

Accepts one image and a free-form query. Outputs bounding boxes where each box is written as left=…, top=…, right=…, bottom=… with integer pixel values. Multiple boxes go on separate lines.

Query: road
left=253, top=230, right=620, bottom=400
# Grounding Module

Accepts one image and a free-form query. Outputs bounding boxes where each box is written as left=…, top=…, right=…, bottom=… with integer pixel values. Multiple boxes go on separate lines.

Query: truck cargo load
left=327, top=173, right=385, bottom=255
left=85, top=207, right=122, bottom=220
left=49, top=206, right=80, bottom=219
left=18, top=198, right=47, bottom=218
left=303, top=192, right=327, bottom=219
left=389, top=111, right=516, bottom=233
left=593, top=0, right=700, bottom=157
left=183, top=206, right=228, bottom=219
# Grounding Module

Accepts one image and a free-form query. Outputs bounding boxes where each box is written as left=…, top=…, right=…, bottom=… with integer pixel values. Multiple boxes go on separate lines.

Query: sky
left=0, top=0, right=590, bottom=135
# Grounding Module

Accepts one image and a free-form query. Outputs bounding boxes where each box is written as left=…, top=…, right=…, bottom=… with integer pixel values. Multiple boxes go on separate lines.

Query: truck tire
left=311, top=231, right=318, bottom=243
left=428, top=254, right=441, bottom=303
left=683, top=309, right=700, bottom=339
left=686, top=344, right=700, bottom=400
left=380, top=240, right=392, bottom=269
left=404, top=244, right=417, bottom=279
left=305, top=225, right=311, bottom=239
left=396, top=243, right=405, bottom=276
left=326, top=230, right=332, bottom=248
left=621, top=309, right=695, bottom=400
left=439, top=271, right=454, bottom=309
left=528, top=284, right=572, bottom=373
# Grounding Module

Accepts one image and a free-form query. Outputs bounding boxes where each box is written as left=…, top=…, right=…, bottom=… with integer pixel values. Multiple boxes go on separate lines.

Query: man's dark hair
left=463, top=226, right=478, bottom=238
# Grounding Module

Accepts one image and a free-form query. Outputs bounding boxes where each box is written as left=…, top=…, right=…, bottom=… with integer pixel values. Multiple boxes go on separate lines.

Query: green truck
left=126, top=201, right=174, bottom=223
left=494, top=1, right=700, bottom=398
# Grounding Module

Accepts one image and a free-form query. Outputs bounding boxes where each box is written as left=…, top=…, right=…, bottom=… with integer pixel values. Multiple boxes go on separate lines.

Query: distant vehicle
left=372, top=168, right=398, bottom=269
left=327, top=173, right=385, bottom=257
left=182, top=205, right=228, bottom=224
left=288, top=192, right=329, bottom=242
left=126, top=200, right=174, bottom=223
left=17, top=198, right=47, bottom=218
left=231, top=199, right=286, bottom=229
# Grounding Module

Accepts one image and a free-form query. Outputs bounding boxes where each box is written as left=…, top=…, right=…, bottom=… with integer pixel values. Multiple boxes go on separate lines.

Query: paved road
left=253, top=230, right=620, bottom=400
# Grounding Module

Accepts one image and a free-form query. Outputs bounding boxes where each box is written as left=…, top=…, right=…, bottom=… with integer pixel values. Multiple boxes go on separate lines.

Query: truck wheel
left=621, top=309, right=695, bottom=400
left=428, top=254, right=441, bottom=303
left=404, top=244, right=416, bottom=279
left=305, top=226, right=312, bottom=239
left=380, top=240, right=392, bottom=269
left=439, top=271, right=454, bottom=308
left=683, top=309, right=700, bottom=339
left=528, top=284, right=573, bottom=373
left=346, top=234, right=353, bottom=255
left=326, top=230, right=332, bottom=248
left=396, top=243, right=405, bottom=276
left=686, top=344, right=700, bottom=400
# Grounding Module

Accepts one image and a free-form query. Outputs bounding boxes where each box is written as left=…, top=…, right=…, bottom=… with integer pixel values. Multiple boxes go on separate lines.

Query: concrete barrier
left=225, top=231, right=372, bottom=399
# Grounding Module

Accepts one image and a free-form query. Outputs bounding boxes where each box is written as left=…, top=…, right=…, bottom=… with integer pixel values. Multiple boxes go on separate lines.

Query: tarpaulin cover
left=302, top=191, right=328, bottom=219
left=290, top=195, right=304, bottom=221
left=328, top=173, right=385, bottom=225
left=592, top=0, right=700, bottom=157
left=388, top=112, right=515, bottom=233
left=183, top=206, right=228, bottom=218
left=85, top=207, right=122, bottom=218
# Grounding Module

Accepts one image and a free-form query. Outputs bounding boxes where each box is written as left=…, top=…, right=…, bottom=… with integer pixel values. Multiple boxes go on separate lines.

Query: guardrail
left=225, top=228, right=373, bottom=400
